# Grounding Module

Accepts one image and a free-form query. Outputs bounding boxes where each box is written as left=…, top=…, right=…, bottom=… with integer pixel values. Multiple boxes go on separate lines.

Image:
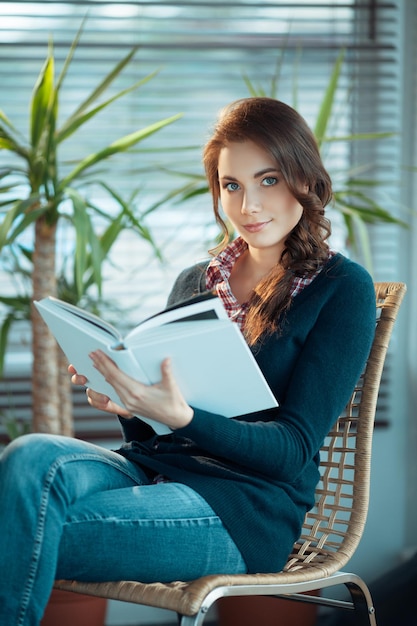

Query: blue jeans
left=0, top=433, right=247, bottom=625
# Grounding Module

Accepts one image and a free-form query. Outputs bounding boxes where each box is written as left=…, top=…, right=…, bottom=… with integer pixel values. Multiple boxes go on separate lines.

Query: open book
left=34, top=293, right=278, bottom=435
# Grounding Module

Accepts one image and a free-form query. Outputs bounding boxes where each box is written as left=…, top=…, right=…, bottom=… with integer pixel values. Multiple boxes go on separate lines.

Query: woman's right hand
left=68, top=364, right=88, bottom=387
left=68, top=364, right=134, bottom=418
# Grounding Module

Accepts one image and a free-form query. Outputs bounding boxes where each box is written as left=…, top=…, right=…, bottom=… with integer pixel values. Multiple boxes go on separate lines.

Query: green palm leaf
left=95, top=181, right=163, bottom=260
left=58, top=114, right=182, bottom=191
left=30, top=43, right=55, bottom=149
left=66, top=188, right=103, bottom=298
left=0, top=124, right=30, bottom=159
left=63, top=46, right=139, bottom=123
left=314, top=49, right=345, bottom=147
left=56, top=70, right=159, bottom=144
left=0, top=109, right=16, bottom=130
left=55, top=16, right=87, bottom=94
left=0, top=196, right=43, bottom=249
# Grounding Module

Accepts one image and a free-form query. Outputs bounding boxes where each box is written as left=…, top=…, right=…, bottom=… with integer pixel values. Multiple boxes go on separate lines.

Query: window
left=0, top=0, right=412, bottom=430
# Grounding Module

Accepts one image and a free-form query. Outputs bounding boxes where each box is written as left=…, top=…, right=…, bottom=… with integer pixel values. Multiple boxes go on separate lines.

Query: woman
left=0, top=98, right=376, bottom=625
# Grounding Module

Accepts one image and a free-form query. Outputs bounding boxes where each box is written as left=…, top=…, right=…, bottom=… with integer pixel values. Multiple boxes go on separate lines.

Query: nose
left=241, top=189, right=262, bottom=215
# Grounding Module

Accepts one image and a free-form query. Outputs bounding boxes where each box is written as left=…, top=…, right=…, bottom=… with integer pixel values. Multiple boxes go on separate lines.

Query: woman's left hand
left=89, top=350, right=194, bottom=430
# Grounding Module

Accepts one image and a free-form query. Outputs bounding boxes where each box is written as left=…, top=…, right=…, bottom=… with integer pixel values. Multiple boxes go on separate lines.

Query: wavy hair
left=203, top=97, right=333, bottom=345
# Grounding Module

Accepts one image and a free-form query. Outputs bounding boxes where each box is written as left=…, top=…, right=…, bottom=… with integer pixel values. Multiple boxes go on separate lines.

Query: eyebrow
left=219, top=168, right=280, bottom=181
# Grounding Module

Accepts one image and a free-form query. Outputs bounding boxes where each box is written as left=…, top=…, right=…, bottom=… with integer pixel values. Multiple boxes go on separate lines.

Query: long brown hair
left=203, top=97, right=333, bottom=345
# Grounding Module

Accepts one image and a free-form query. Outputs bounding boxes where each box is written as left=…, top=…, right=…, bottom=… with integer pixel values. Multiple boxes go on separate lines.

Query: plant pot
left=217, top=592, right=318, bottom=626
left=41, top=589, right=107, bottom=626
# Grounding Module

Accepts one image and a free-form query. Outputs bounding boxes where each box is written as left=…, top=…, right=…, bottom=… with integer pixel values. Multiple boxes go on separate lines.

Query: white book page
left=36, top=297, right=122, bottom=342
left=125, top=295, right=228, bottom=342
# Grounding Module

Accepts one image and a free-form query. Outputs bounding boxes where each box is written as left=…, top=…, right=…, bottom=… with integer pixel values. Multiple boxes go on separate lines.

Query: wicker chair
left=55, top=281, right=407, bottom=626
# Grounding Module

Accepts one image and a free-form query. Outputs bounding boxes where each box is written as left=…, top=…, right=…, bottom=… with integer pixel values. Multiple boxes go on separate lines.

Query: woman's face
left=218, top=140, right=303, bottom=260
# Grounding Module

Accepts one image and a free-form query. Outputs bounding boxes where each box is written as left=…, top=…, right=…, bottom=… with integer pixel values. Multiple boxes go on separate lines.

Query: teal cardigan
left=117, top=253, right=376, bottom=574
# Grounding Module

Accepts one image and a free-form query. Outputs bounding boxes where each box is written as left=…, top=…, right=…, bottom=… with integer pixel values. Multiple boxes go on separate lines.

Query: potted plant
left=0, top=20, right=181, bottom=436
left=0, top=21, right=181, bottom=626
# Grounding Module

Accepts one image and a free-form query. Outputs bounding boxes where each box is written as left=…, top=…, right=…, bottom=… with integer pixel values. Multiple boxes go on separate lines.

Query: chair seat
left=56, top=568, right=374, bottom=618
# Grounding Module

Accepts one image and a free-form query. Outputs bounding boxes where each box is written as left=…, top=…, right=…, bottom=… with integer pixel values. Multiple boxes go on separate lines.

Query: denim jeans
left=0, top=433, right=247, bottom=625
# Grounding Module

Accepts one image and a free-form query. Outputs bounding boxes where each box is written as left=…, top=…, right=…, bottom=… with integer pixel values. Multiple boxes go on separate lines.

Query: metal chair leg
left=345, top=580, right=377, bottom=626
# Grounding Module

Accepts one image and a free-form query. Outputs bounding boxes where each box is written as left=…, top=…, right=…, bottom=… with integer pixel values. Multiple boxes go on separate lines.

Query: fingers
left=89, top=350, right=119, bottom=380
left=68, top=355, right=132, bottom=418
left=86, top=350, right=191, bottom=426
left=160, top=357, right=172, bottom=383
left=86, top=387, right=132, bottom=418
left=89, top=350, right=141, bottom=396
left=159, top=358, right=194, bottom=428
left=68, top=363, right=88, bottom=386
left=161, top=358, right=183, bottom=392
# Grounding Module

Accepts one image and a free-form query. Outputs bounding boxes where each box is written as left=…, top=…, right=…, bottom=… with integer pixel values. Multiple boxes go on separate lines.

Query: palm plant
left=0, top=24, right=181, bottom=435
left=296, top=51, right=406, bottom=268
left=164, top=50, right=406, bottom=269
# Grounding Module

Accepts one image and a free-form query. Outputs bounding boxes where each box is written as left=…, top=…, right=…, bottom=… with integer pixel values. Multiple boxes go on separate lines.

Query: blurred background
left=0, top=1, right=416, bottom=624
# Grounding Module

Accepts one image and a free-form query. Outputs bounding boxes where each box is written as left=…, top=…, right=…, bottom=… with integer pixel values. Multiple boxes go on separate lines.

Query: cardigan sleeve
left=166, top=262, right=208, bottom=306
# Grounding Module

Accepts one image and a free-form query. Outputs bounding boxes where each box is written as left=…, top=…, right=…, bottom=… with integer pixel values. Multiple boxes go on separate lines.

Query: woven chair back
left=284, top=281, right=406, bottom=576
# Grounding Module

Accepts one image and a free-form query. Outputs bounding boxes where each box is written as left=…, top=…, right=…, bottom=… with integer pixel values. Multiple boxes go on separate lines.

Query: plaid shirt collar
left=206, top=238, right=249, bottom=328
left=206, top=237, right=334, bottom=330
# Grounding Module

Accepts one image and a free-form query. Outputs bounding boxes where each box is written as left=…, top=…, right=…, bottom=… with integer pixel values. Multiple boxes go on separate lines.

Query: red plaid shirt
left=206, top=237, right=334, bottom=331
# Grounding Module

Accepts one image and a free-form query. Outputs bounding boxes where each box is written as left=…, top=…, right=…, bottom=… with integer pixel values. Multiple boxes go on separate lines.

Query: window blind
left=0, top=0, right=409, bottom=436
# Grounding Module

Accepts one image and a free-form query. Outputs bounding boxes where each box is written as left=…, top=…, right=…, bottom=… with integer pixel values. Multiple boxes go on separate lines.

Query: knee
left=1, top=433, right=67, bottom=470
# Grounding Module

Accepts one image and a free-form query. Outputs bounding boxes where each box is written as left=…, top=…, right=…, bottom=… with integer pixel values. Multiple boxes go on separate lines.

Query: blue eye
left=225, top=182, right=240, bottom=192
left=262, top=177, right=278, bottom=186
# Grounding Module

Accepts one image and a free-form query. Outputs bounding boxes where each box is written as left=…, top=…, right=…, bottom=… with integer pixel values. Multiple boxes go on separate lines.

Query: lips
left=243, top=221, right=271, bottom=233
